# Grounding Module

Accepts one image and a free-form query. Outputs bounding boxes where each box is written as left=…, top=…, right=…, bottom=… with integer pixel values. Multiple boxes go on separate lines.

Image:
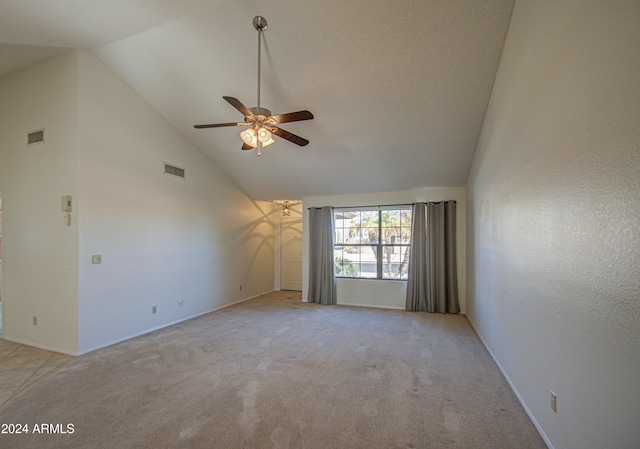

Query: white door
left=281, top=217, right=303, bottom=291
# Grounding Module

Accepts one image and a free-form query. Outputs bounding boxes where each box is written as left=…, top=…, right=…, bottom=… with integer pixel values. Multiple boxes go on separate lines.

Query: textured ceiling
left=0, top=0, right=515, bottom=200
left=0, top=0, right=217, bottom=76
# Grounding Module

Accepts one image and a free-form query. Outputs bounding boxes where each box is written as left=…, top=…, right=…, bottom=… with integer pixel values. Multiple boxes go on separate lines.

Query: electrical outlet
left=550, top=391, right=557, bottom=413
left=152, top=306, right=157, bottom=314
left=178, top=299, right=184, bottom=307
left=91, top=255, right=102, bottom=264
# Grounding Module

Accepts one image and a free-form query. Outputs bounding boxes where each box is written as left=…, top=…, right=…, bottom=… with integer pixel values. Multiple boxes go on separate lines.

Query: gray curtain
left=405, top=201, right=459, bottom=313
left=307, top=207, right=337, bottom=305
left=406, top=203, right=428, bottom=311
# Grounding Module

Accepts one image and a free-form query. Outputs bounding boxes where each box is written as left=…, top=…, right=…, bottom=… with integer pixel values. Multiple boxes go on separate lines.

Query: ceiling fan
left=194, top=16, right=314, bottom=156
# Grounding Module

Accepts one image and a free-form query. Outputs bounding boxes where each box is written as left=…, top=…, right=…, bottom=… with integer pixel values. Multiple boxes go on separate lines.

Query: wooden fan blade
left=223, top=96, right=254, bottom=118
left=273, top=127, right=309, bottom=146
left=270, top=110, right=314, bottom=124
left=194, top=122, right=247, bottom=129
left=241, top=143, right=254, bottom=150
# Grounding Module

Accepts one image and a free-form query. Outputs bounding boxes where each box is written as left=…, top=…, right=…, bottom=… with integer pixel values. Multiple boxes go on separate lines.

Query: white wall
left=466, top=1, right=640, bottom=448
left=303, top=187, right=466, bottom=311
left=75, top=49, right=275, bottom=353
left=0, top=49, right=276, bottom=355
left=0, top=51, right=80, bottom=353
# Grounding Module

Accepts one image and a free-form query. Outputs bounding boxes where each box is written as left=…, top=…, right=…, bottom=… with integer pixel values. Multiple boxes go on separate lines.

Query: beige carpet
left=0, top=291, right=546, bottom=449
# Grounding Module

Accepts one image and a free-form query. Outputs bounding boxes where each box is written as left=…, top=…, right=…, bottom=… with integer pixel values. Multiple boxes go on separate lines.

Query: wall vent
left=164, top=163, right=186, bottom=179
left=27, top=129, right=45, bottom=146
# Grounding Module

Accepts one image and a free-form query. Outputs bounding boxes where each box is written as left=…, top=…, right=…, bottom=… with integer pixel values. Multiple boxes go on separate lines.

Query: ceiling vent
left=27, top=129, right=45, bottom=146
left=164, top=163, right=185, bottom=179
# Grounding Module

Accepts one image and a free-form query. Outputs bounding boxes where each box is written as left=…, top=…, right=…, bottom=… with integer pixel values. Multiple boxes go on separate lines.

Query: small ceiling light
left=272, top=199, right=300, bottom=216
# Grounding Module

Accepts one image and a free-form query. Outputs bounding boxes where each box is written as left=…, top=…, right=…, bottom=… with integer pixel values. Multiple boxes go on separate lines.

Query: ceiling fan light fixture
left=240, top=128, right=257, bottom=147
left=257, top=127, right=272, bottom=143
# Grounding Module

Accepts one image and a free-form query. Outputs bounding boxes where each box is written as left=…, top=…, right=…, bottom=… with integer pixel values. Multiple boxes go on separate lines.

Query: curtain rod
left=308, top=200, right=456, bottom=210
left=308, top=203, right=411, bottom=210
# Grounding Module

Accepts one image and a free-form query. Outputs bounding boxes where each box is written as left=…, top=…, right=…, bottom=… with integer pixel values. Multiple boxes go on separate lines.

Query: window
left=334, top=207, right=412, bottom=280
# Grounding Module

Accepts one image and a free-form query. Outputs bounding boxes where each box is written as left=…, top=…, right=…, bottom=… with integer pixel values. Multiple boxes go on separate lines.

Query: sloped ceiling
left=0, top=0, right=514, bottom=200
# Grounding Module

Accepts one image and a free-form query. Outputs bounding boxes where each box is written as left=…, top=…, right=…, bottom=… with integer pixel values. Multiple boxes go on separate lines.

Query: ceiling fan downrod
left=253, top=16, right=268, bottom=155
left=254, top=16, right=267, bottom=112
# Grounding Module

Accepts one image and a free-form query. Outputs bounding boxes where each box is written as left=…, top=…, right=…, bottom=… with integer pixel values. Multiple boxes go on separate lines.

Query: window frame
left=333, top=206, right=412, bottom=281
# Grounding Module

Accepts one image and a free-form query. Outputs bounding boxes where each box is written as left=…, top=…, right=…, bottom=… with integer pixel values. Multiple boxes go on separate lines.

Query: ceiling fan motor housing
left=248, top=107, right=271, bottom=117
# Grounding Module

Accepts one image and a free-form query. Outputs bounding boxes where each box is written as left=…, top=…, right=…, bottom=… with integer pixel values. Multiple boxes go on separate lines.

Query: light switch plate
left=92, top=255, right=102, bottom=264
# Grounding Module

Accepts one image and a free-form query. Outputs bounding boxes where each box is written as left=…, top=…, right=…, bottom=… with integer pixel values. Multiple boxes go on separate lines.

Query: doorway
left=280, top=216, right=302, bottom=291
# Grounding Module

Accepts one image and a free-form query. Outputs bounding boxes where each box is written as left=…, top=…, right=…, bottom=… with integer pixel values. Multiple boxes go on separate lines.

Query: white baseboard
left=1, top=335, right=78, bottom=356
left=468, top=324, right=554, bottom=449
left=77, top=291, right=273, bottom=355
left=337, top=301, right=405, bottom=310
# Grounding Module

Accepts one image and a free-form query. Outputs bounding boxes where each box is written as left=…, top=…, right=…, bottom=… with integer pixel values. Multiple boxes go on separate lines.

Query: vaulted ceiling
left=0, top=0, right=514, bottom=200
